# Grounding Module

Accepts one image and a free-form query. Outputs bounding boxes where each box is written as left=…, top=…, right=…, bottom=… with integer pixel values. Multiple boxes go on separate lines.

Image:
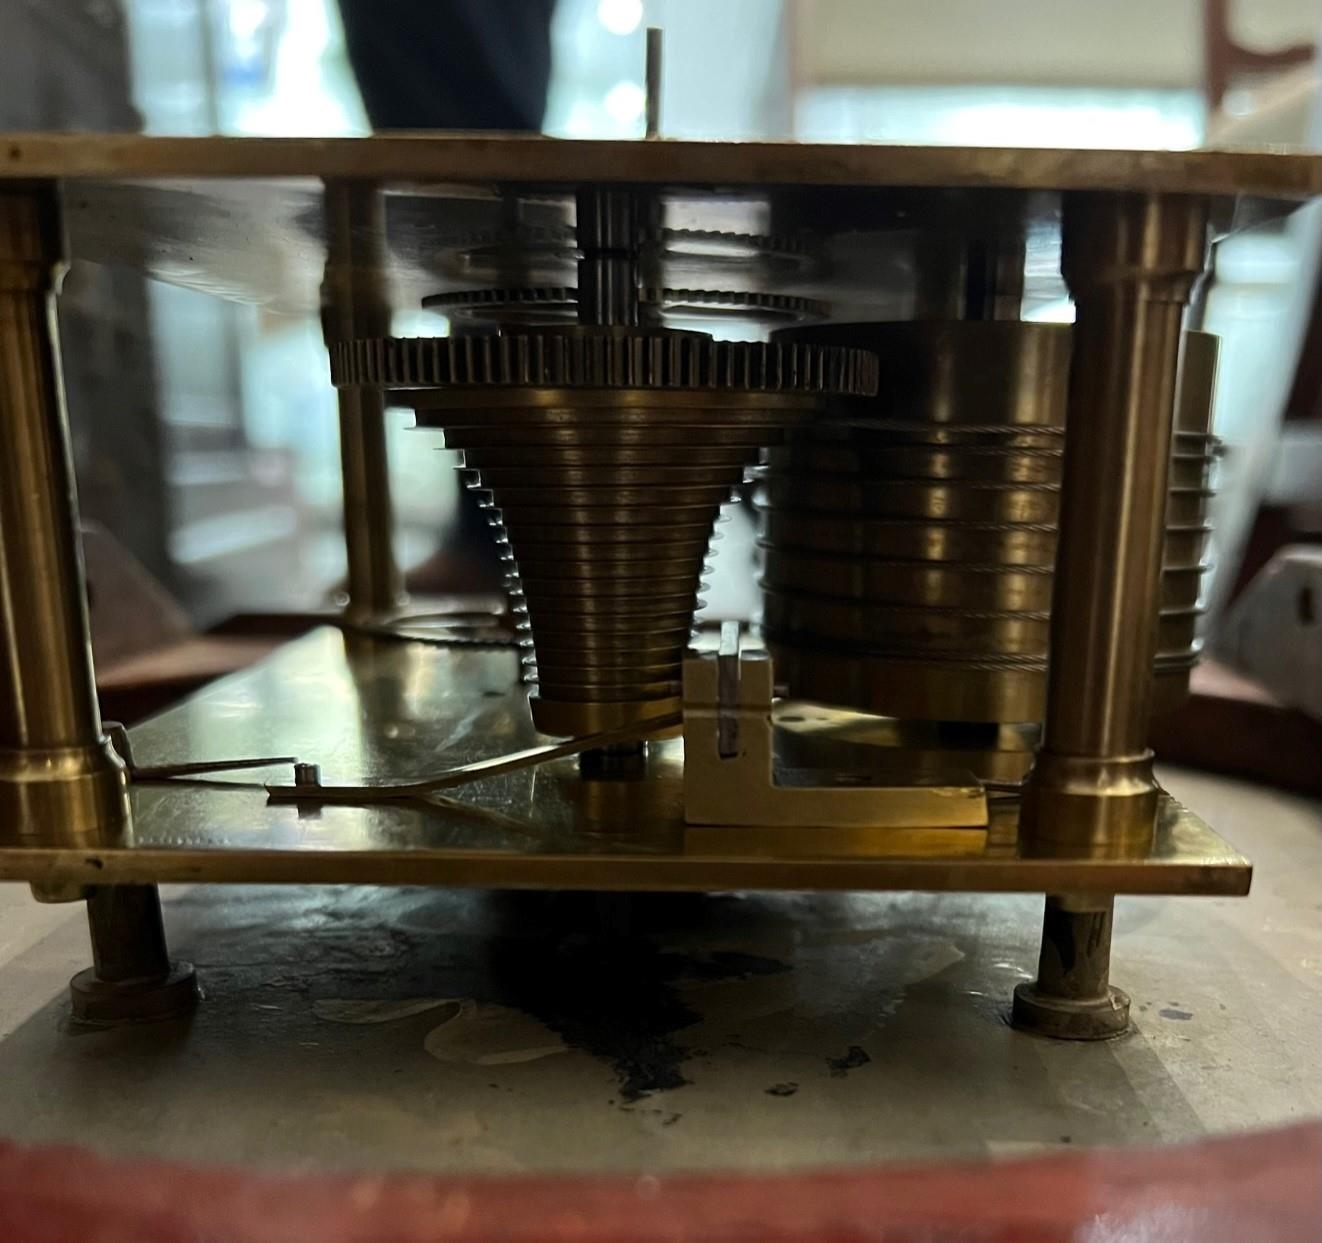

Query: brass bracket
left=682, top=625, right=989, bottom=836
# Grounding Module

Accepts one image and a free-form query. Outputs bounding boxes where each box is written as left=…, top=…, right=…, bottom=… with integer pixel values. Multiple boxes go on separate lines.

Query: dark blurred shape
left=0, top=0, right=170, bottom=588
left=80, top=523, right=279, bottom=726
left=336, top=0, right=557, bottom=594
left=1150, top=660, right=1322, bottom=797
left=338, top=0, right=556, bottom=131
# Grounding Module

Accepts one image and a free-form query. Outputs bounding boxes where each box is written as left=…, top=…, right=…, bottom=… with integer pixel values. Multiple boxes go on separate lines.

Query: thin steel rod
left=131, top=756, right=299, bottom=781
left=323, top=180, right=403, bottom=622
left=645, top=27, right=663, bottom=139
left=265, top=712, right=681, bottom=804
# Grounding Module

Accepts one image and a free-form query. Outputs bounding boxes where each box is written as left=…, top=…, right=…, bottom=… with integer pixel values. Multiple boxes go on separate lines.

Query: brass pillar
left=323, top=182, right=402, bottom=624
left=1014, top=194, right=1207, bottom=1040
left=1021, top=193, right=1208, bottom=855
left=0, top=185, right=127, bottom=847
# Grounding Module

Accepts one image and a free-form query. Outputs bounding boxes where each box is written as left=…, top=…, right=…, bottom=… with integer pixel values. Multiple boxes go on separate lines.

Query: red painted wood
left=1, top=1121, right=1318, bottom=1242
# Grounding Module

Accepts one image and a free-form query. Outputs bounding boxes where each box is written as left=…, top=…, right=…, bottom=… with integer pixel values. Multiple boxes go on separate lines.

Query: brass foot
left=69, top=885, right=198, bottom=1026
left=1011, top=979, right=1130, bottom=1041
left=69, top=961, right=198, bottom=1026
left=1011, top=894, right=1130, bottom=1041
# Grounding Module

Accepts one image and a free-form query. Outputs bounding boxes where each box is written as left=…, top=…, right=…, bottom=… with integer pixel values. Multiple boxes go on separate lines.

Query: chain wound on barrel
left=758, top=319, right=1219, bottom=753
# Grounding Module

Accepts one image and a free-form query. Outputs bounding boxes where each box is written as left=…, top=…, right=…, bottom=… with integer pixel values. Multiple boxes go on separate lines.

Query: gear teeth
left=329, top=332, right=877, bottom=397
left=329, top=327, right=870, bottom=735
left=421, top=286, right=827, bottom=328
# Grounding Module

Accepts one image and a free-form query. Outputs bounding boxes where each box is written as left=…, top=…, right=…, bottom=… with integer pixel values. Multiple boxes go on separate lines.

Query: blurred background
left=2, top=0, right=1321, bottom=758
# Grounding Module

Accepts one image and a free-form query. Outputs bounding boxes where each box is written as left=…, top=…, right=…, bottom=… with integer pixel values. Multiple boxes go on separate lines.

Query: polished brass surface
left=761, top=510, right=1060, bottom=564
left=763, top=477, right=1065, bottom=524
left=0, top=630, right=1252, bottom=894
left=443, top=386, right=808, bottom=737
left=336, top=327, right=876, bottom=736
left=1021, top=193, right=1210, bottom=854
left=0, top=137, right=1298, bottom=1043
left=763, top=591, right=1052, bottom=654
left=680, top=642, right=989, bottom=841
left=769, top=644, right=1049, bottom=727
left=0, top=185, right=127, bottom=848
left=1023, top=753, right=1165, bottom=859
left=6, top=134, right=1322, bottom=196
left=775, top=709, right=1039, bottom=786
left=763, top=549, right=1056, bottom=610
left=784, top=320, right=1073, bottom=428
left=265, top=710, right=682, bottom=805
left=760, top=320, right=1220, bottom=724
left=323, top=183, right=404, bottom=623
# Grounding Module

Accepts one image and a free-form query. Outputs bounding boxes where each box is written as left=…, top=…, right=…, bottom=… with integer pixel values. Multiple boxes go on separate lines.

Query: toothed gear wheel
left=329, top=330, right=877, bottom=396
left=434, top=225, right=812, bottom=259
left=327, top=323, right=872, bottom=737
left=420, top=286, right=828, bottom=327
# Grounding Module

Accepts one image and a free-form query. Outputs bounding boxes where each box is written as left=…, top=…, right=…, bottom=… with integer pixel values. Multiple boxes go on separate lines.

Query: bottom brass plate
left=0, top=629, right=1250, bottom=895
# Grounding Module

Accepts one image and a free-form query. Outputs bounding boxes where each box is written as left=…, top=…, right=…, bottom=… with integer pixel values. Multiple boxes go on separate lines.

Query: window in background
left=124, top=0, right=458, bottom=622
left=546, top=0, right=789, bottom=140
left=544, top=0, right=790, bottom=621
left=796, top=84, right=1204, bottom=149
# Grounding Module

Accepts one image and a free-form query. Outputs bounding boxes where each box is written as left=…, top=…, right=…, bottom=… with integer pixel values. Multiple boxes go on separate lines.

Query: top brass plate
left=4, top=134, right=1322, bottom=197
left=0, top=630, right=1250, bottom=896
left=1, top=134, right=1318, bottom=314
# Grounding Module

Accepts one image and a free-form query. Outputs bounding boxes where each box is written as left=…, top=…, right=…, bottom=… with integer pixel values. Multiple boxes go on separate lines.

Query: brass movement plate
left=0, top=631, right=1250, bottom=895
left=0, top=134, right=1316, bottom=315
left=5, top=134, right=1322, bottom=195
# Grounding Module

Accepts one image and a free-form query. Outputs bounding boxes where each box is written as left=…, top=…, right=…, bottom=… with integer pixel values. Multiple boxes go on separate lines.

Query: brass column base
left=69, top=886, right=198, bottom=1026
left=0, top=740, right=128, bottom=849
left=1011, top=895, right=1130, bottom=1041
left=1020, top=752, right=1159, bottom=857
left=70, top=962, right=199, bottom=1026
left=1012, top=980, right=1131, bottom=1041
left=532, top=694, right=683, bottom=740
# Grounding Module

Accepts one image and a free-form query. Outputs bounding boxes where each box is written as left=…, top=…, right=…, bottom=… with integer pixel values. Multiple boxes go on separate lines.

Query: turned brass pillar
left=1021, top=193, right=1209, bottom=856
left=0, top=185, right=127, bottom=847
left=323, top=181, right=403, bottom=624
left=1014, top=194, right=1208, bottom=1041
